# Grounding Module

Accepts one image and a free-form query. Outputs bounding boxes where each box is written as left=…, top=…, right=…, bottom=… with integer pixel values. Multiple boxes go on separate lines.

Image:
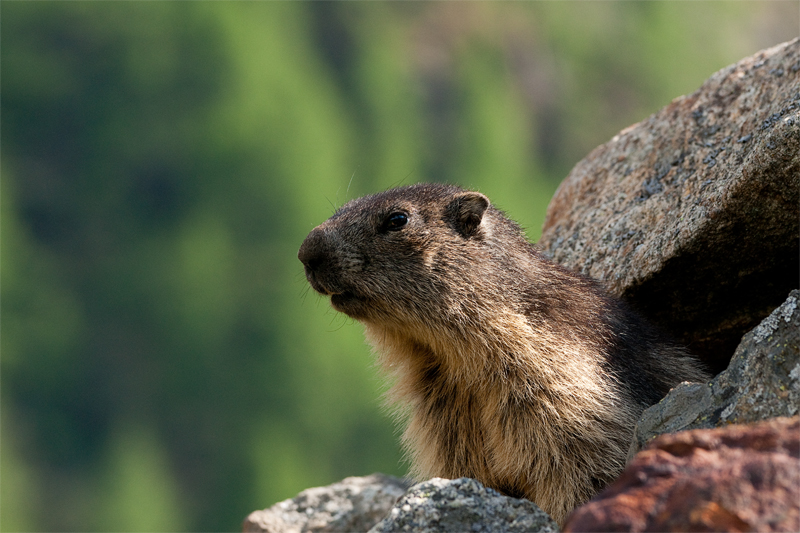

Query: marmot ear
left=447, top=191, right=490, bottom=238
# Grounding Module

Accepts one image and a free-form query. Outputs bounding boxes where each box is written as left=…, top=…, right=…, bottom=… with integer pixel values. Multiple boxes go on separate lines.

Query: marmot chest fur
left=298, top=183, right=709, bottom=524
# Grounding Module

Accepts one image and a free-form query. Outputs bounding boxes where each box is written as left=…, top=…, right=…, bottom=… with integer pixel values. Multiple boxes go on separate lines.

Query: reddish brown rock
left=564, top=417, right=800, bottom=533
left=538, top=38, right=800, bottom=373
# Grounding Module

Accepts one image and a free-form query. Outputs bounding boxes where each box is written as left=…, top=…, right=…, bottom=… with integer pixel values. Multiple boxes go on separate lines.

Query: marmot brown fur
left=298, top=183, right=709, bottom=524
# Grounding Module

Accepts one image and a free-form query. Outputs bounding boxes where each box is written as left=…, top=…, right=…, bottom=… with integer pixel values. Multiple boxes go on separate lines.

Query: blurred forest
left=1, top=2, right=797, bottom=531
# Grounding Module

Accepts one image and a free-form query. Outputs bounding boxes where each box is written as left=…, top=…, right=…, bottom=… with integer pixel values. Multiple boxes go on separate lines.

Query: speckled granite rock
left=631, top=290, right=800, bottom=456
left=539, top=38, right=800, bottom=372
left=242, top=474, right=411, bottom=533
left=565, top=417, right=800, bottom=533
left=368, top=477, right=559, bottom=533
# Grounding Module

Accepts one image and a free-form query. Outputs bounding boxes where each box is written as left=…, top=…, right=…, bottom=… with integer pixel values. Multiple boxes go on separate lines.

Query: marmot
left=298, top=183, right=709, bottom=524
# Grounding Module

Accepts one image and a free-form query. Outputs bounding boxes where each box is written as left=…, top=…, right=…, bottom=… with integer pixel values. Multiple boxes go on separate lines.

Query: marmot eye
left=384, top=212, right=408, bottom=231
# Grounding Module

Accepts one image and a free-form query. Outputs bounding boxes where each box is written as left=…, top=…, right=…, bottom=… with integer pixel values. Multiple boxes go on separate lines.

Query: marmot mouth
left=305, top=272, right=364, bottom=316
left=306, top=274, right=341, bottom=297
left=307, top=278, right=330, bottom=296
left=330, top=291, right=356, bottom=306
left=330, top=291, right=367, bottom=316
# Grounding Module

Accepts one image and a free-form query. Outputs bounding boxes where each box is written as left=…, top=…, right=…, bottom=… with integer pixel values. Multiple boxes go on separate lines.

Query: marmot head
left=298, top=184, right=519, bottom=326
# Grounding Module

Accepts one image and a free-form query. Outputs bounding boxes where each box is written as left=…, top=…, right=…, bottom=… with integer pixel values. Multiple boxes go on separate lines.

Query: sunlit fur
left=298, top=183, right=709, bottom=525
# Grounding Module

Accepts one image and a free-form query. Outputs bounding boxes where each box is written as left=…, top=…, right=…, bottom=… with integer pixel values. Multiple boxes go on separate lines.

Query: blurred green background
left=1, top=2, right=796, bottom=531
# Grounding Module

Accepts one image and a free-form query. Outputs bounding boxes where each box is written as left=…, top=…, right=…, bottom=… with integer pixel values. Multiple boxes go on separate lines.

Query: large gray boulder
left=368, top=478, right=559, bottom=533
left=538, top=38, right=800, bottom=373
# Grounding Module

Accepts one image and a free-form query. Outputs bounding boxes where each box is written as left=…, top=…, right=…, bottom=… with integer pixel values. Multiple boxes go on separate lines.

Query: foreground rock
left=242, top=474, right=411, bottom=533
left=564, top=416, right=800, bottom=533
left=632, top=289, right=800, bottom=455
left=369, top=478, right=559, bottom=533
left=539, top=38, right=800, bottom=372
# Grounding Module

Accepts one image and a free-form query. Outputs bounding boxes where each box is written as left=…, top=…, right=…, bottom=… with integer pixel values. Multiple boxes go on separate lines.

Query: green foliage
left=1, top=2, right=794, bottom=531
left=94, top=423, right=186, bottom=532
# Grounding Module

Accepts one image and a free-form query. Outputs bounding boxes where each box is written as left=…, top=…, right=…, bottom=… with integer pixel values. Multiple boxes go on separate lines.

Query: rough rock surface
left=538, top=38, right=800, bottom=372
left=631, top=290, right=800, bottom=456
left=242, top=474, right=412, bottom=533
left=564, top=417, right=800, bottom=533
left=368, top=477, right=559, bottom=533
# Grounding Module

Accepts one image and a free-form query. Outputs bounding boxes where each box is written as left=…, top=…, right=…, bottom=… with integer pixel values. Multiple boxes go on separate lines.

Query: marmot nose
left=298, top=227, right=327, bottom=273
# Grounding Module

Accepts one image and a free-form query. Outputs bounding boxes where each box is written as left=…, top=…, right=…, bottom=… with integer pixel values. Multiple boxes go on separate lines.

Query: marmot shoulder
left=298, top=183, right=709, bottom=525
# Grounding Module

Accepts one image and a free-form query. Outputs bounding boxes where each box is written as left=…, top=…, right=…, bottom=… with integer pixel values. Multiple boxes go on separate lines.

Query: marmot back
left=298, top=183, right=709, bottom=524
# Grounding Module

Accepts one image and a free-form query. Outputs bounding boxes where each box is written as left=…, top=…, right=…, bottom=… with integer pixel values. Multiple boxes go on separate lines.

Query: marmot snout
left=298, top=183, right=709, bottom=524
